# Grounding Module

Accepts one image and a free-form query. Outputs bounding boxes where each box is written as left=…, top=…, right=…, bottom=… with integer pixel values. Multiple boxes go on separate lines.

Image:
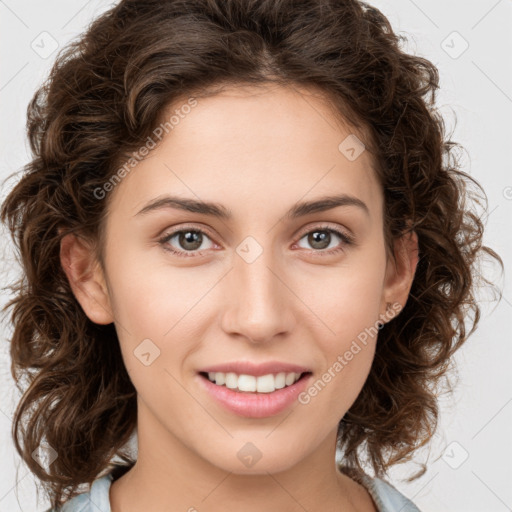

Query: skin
left=60, top=84, right=418, bottom=512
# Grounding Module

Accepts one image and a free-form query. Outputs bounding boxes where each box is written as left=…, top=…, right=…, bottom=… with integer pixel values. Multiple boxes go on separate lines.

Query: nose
left=220, top=246, right=295, bottom=345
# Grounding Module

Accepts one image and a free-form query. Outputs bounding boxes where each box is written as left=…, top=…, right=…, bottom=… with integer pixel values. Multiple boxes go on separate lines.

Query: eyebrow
left=134, top=193, right=369, bottom=219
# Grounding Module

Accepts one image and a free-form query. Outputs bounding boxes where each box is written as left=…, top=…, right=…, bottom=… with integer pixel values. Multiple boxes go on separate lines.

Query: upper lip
left=198, top=361, right=312, bottom=377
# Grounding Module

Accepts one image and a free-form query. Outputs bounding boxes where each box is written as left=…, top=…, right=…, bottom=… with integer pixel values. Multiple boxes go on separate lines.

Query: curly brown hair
left=0, top=0, right=503, bottom=508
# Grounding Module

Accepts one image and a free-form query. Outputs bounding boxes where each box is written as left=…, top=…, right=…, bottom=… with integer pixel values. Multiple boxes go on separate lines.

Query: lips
left=197, top=370, right=313, bottom=418
left=197, top=361, right=312, bottom=377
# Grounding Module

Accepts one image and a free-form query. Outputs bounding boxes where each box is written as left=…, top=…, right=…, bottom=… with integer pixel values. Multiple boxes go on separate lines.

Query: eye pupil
left=308, top=231, right=330, bottom=250
left=179, top=231, right=203, bottom=251
left=163, top=226, right=346, bottom=257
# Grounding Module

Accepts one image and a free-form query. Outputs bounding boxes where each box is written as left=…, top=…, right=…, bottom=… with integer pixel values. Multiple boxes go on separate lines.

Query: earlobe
left=381, top=229, right=419, bottom=321
left=59, top=231, right=114, bottom=325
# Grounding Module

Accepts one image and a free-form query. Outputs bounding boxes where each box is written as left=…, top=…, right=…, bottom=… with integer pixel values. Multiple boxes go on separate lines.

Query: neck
left=109, top=401, right=375, bottom=512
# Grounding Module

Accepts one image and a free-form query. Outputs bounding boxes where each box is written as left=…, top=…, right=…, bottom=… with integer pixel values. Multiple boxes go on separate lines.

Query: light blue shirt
left=46, top=467, right=421, bottom=512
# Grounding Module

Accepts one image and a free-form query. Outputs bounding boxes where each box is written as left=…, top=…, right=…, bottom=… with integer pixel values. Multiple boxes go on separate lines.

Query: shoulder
left=339, top=465, right=422, bottom=512
left=44, top=472, right=114, bottom=512
left=365, top=476, right=422, bottom=512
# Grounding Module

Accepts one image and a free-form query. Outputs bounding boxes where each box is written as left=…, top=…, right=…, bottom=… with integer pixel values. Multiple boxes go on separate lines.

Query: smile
left=197, top=371, right=313, bottom=418
left=202, top=371, right=306, bottom=393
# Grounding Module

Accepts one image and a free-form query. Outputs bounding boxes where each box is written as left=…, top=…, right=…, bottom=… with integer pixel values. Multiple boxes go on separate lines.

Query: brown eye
left=158, top=227, right=215, bottom=256
left=176, top=230, right=204, bottom=251
left=305, top=230, right=332, bottom=250
left=295, top=226, right=354, bottom=255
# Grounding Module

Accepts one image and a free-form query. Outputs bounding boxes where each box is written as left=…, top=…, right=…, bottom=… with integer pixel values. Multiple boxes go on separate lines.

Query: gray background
left=1, top=1, right=511, bottom=510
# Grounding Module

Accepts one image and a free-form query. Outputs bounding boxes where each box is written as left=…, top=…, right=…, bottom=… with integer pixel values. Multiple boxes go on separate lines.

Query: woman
left=0, top=0, right=502, bottom=511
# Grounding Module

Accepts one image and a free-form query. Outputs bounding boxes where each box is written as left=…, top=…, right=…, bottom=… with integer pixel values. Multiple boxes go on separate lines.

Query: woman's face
left=64, top=84, right=416, bottom=475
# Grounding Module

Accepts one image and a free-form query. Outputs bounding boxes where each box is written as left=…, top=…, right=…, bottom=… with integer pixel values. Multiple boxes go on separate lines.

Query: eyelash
left=157, top=224, right=354, bottom=258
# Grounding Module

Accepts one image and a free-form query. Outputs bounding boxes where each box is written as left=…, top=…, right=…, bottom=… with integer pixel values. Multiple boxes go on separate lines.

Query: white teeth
left=205, top=371, right=303, bottom=393
left=274, top=372, right=286, bottom=389
left=285, top=372, right=297, bottom=386
left=238, top=374, right=256, bottom=392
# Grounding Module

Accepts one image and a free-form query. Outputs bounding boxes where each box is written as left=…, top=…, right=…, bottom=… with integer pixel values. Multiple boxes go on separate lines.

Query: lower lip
left=197, top=372, right=312, bottom=418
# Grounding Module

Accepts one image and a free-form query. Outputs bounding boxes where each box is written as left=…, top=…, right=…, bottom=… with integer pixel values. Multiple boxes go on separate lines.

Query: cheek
left=299, top=279, right=379, bottom=418
left=102, top=253, right=190, bottom=382
left=293, top=255, right=384, bottom=404
left=297, top=256, right=385, bottom=343
left=105, top=250, right=220, bottom=387
left=106, top=247, right=204, bottom=335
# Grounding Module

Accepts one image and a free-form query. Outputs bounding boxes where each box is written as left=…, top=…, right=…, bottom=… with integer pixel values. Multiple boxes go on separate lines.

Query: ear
left=380, top=229, right=419, bottom=323
left=59, top=229, right=114, bottom=325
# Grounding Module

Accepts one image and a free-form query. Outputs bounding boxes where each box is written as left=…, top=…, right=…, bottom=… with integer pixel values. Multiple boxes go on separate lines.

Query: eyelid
left=294, top=222, right=353, bottom=241
left=159, top=223, right=217, bottom=241
left=158, top=223, right=219, bottom=252
left=158, top=222, right=355, bottom=256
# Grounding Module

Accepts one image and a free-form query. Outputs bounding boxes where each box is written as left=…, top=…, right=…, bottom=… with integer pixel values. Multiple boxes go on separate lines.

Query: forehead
left=108, top=84, right=382, bottom=220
